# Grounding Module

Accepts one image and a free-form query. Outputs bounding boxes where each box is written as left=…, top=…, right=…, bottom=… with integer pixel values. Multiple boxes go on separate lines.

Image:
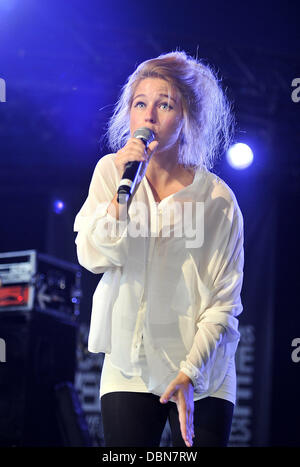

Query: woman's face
left=130, top=78, right=184, bottom=153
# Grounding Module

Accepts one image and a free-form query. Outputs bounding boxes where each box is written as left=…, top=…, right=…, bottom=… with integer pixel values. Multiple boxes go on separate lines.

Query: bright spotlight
left=53, top=200, right=65, bottom=214
left=226, top=143, right=254, bottom=170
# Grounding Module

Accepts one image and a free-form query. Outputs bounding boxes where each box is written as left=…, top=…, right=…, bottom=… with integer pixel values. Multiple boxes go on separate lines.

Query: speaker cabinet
left=0, top=311, right=78, bottom=446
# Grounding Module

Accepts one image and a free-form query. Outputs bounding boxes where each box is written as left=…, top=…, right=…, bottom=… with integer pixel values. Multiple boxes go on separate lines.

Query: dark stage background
left=0, top=0, right=299, bottom=447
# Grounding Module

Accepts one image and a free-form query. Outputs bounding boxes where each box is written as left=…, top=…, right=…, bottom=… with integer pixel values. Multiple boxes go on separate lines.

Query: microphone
left=117, top=127, right=155, bottom=204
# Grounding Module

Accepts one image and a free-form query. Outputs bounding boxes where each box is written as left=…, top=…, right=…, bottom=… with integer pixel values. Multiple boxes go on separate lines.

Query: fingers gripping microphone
left=117, top=127, right=155, bottom=204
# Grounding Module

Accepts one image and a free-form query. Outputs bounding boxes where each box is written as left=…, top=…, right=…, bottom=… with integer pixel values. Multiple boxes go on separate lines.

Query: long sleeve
left=73, top=154, right=131, bottom=274
left=179, top=201, right=244, bottom=394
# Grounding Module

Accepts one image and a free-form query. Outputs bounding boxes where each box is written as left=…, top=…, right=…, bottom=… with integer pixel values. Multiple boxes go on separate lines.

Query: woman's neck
left=146, top=151, right=195, bottom=187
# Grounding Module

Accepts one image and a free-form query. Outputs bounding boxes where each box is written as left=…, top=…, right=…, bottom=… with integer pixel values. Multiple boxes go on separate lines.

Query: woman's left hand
left=160, top=371, right=195, bottom=447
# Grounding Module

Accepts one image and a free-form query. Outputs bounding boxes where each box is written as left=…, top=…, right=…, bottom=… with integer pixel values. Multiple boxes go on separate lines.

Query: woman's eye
left=134, top=101, right=145, bottom=108
left=160, top=102, right=172, bottom=111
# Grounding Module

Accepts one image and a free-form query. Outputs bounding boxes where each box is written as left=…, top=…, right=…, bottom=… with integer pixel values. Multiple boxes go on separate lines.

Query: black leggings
left=101, top=391, right=234, bottom=447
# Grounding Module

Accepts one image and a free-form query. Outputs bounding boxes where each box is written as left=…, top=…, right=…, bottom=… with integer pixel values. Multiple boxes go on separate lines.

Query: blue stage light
left=0, top=0, right=16, bottom=11
left=226, top=143, right=254, bottom=170
left=53, top=200, right=65, bottom=214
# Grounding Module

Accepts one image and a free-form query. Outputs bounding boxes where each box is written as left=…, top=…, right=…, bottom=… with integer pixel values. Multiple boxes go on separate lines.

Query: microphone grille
left=133, top=127, right=155, bottom=146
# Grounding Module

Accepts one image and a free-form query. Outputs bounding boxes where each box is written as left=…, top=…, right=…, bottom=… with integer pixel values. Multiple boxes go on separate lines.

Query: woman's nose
left=144, top=105, right=156, bottom=123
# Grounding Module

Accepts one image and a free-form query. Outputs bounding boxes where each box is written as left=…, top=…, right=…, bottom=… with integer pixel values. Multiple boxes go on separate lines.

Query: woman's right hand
left=114, top=137, right=158, bottom=184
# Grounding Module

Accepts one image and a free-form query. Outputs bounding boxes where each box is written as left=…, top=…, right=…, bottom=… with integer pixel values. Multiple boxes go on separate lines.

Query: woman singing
left=73, top=50, right=244, bottom=448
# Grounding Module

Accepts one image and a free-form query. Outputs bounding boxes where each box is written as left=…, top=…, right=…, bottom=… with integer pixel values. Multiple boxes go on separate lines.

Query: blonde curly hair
left=107, top=50, right=234, bottom=171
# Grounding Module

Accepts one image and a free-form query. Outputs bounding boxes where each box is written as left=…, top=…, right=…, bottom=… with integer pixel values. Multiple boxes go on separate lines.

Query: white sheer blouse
left=73, top=153, right=244, bottom=399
